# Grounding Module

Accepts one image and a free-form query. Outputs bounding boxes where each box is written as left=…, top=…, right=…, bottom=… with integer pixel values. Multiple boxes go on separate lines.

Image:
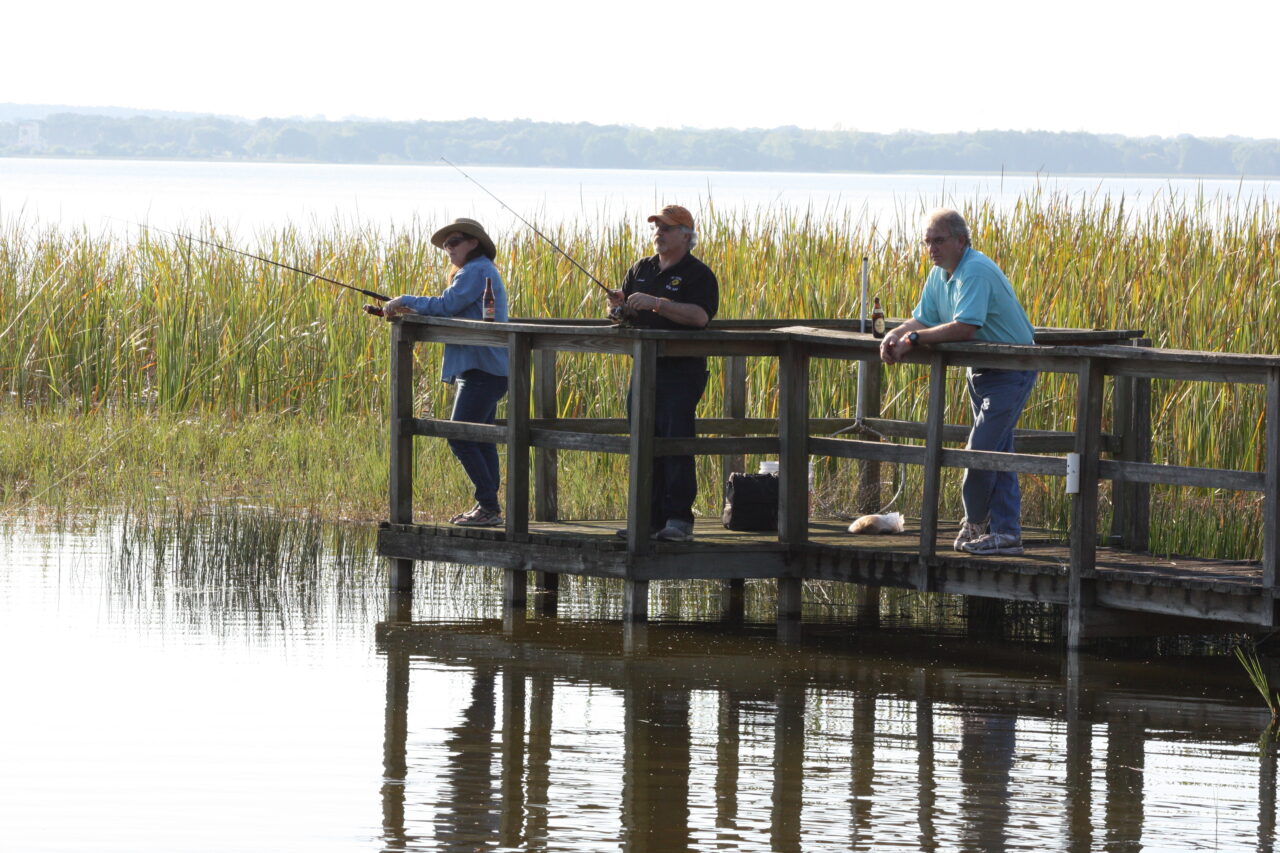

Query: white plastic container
left=757, top=460, right=816, bottom=512
left=758, top=460, right=814, bottom=485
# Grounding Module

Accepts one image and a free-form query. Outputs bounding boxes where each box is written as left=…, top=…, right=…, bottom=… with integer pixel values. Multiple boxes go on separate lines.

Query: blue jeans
left=963, top=368, right=1036, bottom=537
left=627, top=362, right=709, bottom=527
left=448, top=369, right=508, bottom=513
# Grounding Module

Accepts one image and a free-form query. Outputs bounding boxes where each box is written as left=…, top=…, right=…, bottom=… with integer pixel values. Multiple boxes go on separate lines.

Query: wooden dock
left=376, top=316, right=1280, bottom=646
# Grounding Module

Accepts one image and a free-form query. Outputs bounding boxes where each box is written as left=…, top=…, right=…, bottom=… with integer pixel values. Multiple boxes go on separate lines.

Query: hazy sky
left=5, top=0, right=1275, bottom=139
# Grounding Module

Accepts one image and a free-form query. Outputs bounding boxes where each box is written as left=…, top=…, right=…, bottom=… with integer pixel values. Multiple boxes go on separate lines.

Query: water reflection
left=377, top=614, right=1279, bottom=852
left=6, top=512, right=1278, bottom=852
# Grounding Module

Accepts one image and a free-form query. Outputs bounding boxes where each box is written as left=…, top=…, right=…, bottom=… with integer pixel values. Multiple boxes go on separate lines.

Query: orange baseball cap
left=647, top=205, right=695, bottom=229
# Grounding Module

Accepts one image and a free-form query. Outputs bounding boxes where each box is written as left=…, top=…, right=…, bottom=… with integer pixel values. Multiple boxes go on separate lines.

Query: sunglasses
left=442, top=235, right=473, bottom=249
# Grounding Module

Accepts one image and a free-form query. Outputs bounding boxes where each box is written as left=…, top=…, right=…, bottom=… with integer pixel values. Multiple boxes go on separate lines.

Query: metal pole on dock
left=856, top=256, right=869, bottom=422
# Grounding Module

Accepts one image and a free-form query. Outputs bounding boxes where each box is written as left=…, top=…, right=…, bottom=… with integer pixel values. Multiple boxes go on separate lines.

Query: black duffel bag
left=722, top=472, right=779, bottom=531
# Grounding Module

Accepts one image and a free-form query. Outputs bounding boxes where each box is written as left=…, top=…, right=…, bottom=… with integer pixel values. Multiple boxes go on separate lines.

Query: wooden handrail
left=387, top=315, right=1280, bottom=597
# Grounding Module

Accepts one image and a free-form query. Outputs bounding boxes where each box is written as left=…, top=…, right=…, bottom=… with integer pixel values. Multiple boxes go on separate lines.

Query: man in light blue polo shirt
left=880, top=209, right=1037, bottom=556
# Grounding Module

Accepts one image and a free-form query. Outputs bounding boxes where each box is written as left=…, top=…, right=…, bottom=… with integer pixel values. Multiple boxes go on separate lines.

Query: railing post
left=1264, top=366, right=1280, bottom=596
left=505, top=332, right=531, bottom=538
left=855, top=358, right=883, bottom=514
left=388, top=321, right=415, bottom=592
left=1111, top=338, right=1151, bottom=551
left=503, top=331, right=532, bottom=611
left=533, top=347, right=560, bottom=593
left=917, top=352, right=947, bottom=591
left=626, top=338, right=658, bottom=555
left=533, top=348, right=559, bottom=523
left=777, top=340, right=809, bottom=545
left=1067, top=357, right=1105, bottom=649
left=1110, top=368, right=1131, bottom=548
left=720, top=354, right=748, bottom=618
left=721, top=355, right=748, bottom=489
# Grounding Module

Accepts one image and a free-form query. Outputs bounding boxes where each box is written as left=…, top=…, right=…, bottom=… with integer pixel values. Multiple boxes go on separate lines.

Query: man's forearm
left=884, top=317, right=925, bottom=342
left=912, top=320, right=979, bottom=345
left=653, top=298, right=709, bottom=328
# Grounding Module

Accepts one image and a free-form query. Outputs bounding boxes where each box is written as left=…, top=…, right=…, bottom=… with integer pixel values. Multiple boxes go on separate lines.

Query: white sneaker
left=953, top=518, right=989, bottom=551
left=960, top=532, right=1024, bottom=556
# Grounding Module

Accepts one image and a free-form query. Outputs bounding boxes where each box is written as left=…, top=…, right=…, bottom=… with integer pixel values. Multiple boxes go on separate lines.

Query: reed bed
left=2, top=187, right=1278, bottom=558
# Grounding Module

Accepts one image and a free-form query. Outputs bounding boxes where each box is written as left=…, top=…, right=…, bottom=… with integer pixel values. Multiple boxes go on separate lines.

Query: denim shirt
left=397, top=257, right=509, bottom=382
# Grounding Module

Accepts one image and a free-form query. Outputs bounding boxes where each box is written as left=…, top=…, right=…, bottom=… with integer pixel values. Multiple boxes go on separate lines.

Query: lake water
left=1, top=156, right=1276, bottom=237
left=4, top=159, right=1280, bottom=850
left=1, top=511, right=1275, bottom=852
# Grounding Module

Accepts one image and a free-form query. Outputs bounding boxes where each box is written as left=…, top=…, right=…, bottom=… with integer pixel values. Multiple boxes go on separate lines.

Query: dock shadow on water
left=2, top=507, right=1279, bottom=851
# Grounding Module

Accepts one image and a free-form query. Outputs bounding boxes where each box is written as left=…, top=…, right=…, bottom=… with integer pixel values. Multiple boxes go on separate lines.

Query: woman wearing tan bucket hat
left=382, top=218, right=509, bottom=527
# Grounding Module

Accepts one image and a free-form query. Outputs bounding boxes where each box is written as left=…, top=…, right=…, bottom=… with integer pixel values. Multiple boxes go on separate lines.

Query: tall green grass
left=2, top=188, right=1278, bottom=557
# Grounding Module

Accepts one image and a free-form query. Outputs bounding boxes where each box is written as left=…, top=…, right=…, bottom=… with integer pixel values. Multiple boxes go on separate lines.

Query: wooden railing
left=386, top=316, right=1280, bottom=640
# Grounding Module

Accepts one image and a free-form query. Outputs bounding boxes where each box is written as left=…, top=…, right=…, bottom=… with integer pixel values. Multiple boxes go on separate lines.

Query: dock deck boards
left=377, top=517, right=1273, bottom=626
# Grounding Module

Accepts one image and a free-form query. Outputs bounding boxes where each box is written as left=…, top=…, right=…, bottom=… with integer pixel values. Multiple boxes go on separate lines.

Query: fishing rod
left=440, top=156, right=612, bottom=295
left=129, top=221, right=391, bottom=311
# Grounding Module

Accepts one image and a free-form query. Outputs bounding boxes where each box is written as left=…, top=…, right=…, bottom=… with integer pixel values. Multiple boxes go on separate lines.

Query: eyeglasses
left=442, top=235, right=472, bottom=249
left=653, top=224, right=682, bottom=234
left=922, top=235, right=954, bottom=247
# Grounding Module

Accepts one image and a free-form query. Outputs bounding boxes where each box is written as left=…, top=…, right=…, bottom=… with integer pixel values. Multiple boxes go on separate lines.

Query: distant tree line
left=3, top=112, right=1279, bottom=177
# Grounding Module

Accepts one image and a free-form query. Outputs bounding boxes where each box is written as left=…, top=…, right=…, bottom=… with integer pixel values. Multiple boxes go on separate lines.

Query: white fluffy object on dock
left=848, top=512, right=904, bottom=535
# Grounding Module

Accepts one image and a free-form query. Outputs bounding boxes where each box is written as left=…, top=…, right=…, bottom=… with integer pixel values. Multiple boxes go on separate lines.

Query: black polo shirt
left=621, top=252, right=719, bottom=331
left=621, top=252, right=719, bottom=374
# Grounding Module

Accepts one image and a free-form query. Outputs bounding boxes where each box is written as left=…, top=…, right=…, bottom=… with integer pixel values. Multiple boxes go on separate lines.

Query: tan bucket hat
left=431, top=218, right=497, bottom=260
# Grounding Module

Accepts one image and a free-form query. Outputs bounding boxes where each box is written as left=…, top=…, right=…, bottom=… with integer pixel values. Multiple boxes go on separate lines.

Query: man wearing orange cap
left=609, top=204, right=720, bottom=542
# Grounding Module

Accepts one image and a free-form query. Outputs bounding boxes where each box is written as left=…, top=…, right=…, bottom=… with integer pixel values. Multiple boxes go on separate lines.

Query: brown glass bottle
left=871, top=296, right=885, bottom=338
left=483, top=277, right=496, bottom=321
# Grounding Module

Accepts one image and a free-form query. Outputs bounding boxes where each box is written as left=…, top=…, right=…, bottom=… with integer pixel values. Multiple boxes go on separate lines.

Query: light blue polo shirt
left=912, top=247, right=1035, bottom=345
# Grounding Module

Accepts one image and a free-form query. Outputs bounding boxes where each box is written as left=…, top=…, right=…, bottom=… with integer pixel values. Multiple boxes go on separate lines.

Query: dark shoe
left=652, top=520, right=694, bottom=542
left=453, top=506, right=503, bottom=527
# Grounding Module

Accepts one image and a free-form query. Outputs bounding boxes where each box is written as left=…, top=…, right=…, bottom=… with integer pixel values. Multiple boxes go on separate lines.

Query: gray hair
left=927, top=208, right=970, bottom=245
left=682, top=226, right=698, bottom=250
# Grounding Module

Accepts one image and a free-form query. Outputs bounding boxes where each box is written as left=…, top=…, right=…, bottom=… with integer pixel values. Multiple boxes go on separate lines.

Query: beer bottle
left=871, top=296, right=885, bottom=339
left=483, top=277, right=496, bottom=321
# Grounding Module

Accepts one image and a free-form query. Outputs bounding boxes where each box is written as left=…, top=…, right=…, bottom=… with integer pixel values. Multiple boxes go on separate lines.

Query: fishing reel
left=608, top=305, right=637, bottom=328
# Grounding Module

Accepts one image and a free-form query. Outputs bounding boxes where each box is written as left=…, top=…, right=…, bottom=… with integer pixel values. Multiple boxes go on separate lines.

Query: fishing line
left=122, top=219, right=391, bottom=304
left=11, top=225, right=372, bottom=513
left=439, top=156, right=612, bottom=295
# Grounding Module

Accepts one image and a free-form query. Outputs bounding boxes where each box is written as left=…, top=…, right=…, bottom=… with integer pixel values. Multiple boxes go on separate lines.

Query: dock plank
left=377, top=515, right=1269, bottom=625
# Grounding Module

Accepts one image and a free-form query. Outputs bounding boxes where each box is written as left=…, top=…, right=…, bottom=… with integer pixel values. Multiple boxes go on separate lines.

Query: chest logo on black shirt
left=665, top=276, right=683, bottom=293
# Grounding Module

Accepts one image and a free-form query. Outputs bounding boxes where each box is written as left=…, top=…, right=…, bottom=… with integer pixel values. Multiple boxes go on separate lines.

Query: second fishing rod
left=439, top=157, right=623, bottom=315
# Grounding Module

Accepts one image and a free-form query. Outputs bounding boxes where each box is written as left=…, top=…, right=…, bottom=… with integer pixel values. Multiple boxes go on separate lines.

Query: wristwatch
left=907, top=331, right=920, bottom=346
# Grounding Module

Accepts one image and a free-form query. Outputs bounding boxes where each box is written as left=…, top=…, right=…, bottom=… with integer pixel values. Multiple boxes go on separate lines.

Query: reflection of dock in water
left=376, top=607, right=1278, bottom=852
left=378, top=317, right=1280, bottom=647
